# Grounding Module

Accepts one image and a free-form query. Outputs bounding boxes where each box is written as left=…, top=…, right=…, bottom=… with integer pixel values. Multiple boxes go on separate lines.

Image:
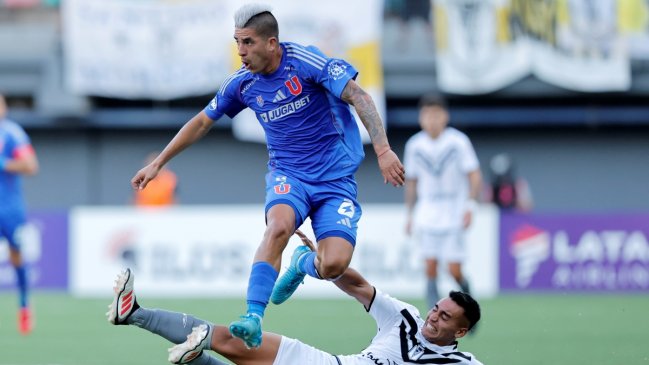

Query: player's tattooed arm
left=341, top=79, right=405, bottom=186
left=341, top=79, right=389, bottom=151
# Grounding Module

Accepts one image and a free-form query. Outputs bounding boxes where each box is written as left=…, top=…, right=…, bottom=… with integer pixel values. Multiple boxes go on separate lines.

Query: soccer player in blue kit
left=0, top=94, right=39, bottom=335
left=131, top=4, right=405, bottom=349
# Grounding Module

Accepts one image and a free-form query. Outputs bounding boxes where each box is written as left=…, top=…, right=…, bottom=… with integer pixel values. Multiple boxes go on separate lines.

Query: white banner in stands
left=435, top=0, right=631, bottom=93
left=62, top=0, right=231, bottom=99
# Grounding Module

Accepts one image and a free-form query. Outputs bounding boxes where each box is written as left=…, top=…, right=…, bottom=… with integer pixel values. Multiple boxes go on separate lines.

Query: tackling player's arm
left=340, top=79, right=405, bottom=187
left=131, top=111, right=214, bottom=190
left=334, top=267, right=375, bottom=310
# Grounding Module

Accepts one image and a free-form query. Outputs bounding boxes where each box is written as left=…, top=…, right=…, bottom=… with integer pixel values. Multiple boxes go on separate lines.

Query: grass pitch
left=0, top=292, right=647, bottom=365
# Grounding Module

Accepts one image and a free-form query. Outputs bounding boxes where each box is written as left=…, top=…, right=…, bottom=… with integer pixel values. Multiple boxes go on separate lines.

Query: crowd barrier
left=1, top=205, right=647, bottom=298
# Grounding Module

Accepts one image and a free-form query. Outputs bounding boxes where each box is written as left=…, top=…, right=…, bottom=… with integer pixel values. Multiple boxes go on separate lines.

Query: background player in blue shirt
left=0, top=94, right=39, bottom=335
left=131, top=3, right=405, bottom=349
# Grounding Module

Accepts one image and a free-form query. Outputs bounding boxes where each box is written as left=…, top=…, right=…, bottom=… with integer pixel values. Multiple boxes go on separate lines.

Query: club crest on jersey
left=208, top=97, right=218, bottom=111
left=327, top=60, right=347, bottom=80
left=274, top=183, right=291, bottom=195
left=337, top=199, right=355, bottom=218
left=273, top=176, right=290, bottom=194
left=284, top=75, right=302, bottom=96
left=256, top=95, right=264, bottom=107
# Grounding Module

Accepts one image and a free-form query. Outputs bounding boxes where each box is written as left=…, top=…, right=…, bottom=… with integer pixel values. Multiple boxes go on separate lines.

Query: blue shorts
left=0, top=212, right=26, bottom=250
left=265, top=170, right=362, bottom=246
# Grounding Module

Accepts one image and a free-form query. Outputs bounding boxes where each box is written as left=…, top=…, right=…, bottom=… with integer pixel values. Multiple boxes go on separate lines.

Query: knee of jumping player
left=264, top=205, right=295, bottom=243
left=266, top=220, right=293, bottom=240
left=255, top=221, right=294, bottom=266
left=317, top=258, right=348, bottom=280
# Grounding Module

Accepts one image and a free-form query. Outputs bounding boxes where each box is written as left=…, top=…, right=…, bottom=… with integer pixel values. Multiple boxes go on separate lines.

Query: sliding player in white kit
left=107, top=231, right=483, bottom=365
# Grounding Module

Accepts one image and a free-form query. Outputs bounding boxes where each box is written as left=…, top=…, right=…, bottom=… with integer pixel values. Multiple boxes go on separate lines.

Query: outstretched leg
left=106, top=269, right=228, bottom=365
left=172, top=325, right=282, bottom=365
left=425, top=258, right=440, bottom=310
left=448, top=262, right=471, bottom=294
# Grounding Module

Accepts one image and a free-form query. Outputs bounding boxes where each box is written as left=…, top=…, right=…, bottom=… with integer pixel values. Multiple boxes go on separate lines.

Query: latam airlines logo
left=260, top=95, right=310, bottom=123
left=510, top=224, right=551, bottom=288
left=510, top=223, right=649, bottom=290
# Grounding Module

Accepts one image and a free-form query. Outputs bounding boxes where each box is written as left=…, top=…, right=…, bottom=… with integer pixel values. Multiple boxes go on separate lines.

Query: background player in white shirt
left=404, top=94, right=482, bottom=311
left=108, top=231, right=483, bottom=365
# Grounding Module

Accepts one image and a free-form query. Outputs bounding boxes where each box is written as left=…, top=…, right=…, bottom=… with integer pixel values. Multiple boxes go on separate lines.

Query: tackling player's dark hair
left=449, top=290, right=481, bottom=330
left=244, top=11, right=279, bottom=40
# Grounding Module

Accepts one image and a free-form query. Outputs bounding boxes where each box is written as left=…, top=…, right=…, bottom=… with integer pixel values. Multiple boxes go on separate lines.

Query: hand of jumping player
left=378, top=149, right=405, bottom=187
left=131, top=163, right=161, bottom=191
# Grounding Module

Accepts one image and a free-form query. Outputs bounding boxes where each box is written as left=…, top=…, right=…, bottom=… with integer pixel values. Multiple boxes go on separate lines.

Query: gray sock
left=459, top=279, right=471, bottom=294
left=189, top=353, right=231, bottom=365
left=126, top=308, right=229, bottom=365
left=426, top=278, right=439, bottom=310
left=129, top=308, right=213, bottom=348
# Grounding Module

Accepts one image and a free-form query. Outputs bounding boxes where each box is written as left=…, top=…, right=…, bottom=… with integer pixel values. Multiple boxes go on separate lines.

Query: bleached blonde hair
left=234, top=3, right=273, bottom=29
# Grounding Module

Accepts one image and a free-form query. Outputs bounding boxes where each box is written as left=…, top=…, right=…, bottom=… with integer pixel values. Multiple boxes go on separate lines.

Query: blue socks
left=246, top=262, right=278, bottom=318
left=15, top=265, right=28, bottom=308
left=298, top=252, right=321, bottom=279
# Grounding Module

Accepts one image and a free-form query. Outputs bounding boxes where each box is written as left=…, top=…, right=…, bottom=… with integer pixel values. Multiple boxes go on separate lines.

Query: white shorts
left=416, top=229, right=466, bottom=262
left=273, top=336, right=340, bottom=365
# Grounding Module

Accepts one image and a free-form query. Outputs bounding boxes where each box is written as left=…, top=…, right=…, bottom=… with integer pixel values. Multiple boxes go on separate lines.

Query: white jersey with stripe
left=336, top=289, right=482, bottom=365
left=404, top=128, right=479, bottom=231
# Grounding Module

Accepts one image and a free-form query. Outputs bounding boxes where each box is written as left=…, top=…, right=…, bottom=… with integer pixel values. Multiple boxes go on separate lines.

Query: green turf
left=1, top=292, right=648, bottom=364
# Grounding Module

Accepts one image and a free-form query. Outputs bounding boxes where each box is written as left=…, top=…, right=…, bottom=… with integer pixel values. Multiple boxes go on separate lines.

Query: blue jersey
left=0, top=118, right=32, bottom=217
left=204, top=42, right=364, bottom=182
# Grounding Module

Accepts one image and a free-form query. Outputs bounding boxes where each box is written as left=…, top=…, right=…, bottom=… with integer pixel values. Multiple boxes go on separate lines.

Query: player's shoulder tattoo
left=341, top=79, right=365, bottom=104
